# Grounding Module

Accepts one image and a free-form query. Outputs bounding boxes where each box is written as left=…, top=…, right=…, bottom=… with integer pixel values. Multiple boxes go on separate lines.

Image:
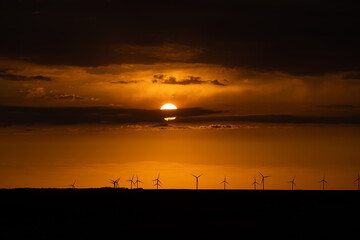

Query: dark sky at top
left=1, top=0, right=360, bottom=125
left=1, top=0, right=360, bottom=76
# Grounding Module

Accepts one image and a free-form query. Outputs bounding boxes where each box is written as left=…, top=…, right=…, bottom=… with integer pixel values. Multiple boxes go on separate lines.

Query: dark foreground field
left=0, top=189, right=359, bottom=239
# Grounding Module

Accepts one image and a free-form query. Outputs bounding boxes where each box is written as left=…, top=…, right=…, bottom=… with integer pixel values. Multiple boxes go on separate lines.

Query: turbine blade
left=258, top=171, right=264, bottom=177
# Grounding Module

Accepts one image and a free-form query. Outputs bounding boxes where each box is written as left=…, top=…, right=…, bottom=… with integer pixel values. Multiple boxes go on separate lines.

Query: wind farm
left=58, top=172, right=360, bottom=191
left=1, top=167, right=360, bottom=240
left=1, top=0, right=360, bottom=239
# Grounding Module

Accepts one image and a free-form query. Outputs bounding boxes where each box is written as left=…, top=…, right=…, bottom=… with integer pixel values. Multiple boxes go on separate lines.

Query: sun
left=160, top=103, right=177, bottom=110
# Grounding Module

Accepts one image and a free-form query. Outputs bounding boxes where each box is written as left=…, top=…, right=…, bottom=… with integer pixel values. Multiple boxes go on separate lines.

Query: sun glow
left=160, top=103, right=177, bottom=110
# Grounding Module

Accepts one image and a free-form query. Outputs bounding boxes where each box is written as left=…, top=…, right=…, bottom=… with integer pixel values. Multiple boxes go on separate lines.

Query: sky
left=1, top=0, right=360, bottom=189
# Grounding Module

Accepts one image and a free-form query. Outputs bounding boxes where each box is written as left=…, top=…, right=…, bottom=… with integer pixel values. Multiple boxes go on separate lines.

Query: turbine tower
left=319, top=175, right=328, bottom=191
left=109, top=178, right=120, bottom=188
left=354, top=173, right=360, bottom=190
left=153, top=173, right=162, bottom=190
left=219, top=176, right=229, bottom=190
left=68, top=180, right=76, bottom=189
left=192, top=174, right=203, bottom=190
left=288, top=176, right=296, bottom=190
left=127, top=175, right=135, bottom=189
left=259, top=171, right=270, bottom=190
left=252, top=176, right=260, bottom=190
left=134, top=174, right=143, bottom=189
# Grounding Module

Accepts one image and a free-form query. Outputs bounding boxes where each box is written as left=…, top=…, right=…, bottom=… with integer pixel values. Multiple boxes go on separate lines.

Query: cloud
left=209, top=80, right=227, bottom=86
left=2, top=1, right=358, bottom=75
left=111, top=80, right=139, bottom=84
left=114, top=43, right=203, bottom=62
left=343, top=72, right=360, bottom=84
left=210, top=124, right=232, bottom=129
left=189, top=114, right=360, bottom=124
left=153, top=74, right=228, bottom=86
left=25, top=88, right=46, bottom=98
left=316, top=104, right=360, bottom=110
left=1, top=105, right=360, bottom=127
left=0, top=106, right=220, bottom=126
left=23, top=88, right=97, bottom=102
left=0, top=73, right=52, bottom=81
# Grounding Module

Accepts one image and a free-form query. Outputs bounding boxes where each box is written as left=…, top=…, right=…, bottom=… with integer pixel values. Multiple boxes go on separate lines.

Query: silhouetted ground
left=0, top=189, right=359, bottom=239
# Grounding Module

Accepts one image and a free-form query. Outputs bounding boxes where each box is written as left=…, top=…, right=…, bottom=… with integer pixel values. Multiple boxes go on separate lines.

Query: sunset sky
left=1, top=0, right=360, bottom=189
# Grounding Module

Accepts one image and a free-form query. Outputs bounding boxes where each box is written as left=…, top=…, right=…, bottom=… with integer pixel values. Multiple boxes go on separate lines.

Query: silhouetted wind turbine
left=127, top=175, right=135, bottom=189
left=319, top=175, right=328, bottom=191
left=68, top=180, right=76, bottom=189
left=354, top=173, right=360, bottom=190
left=288, top=176, right=296, bottom=190
left=109, top=178, right=120, bottom=188
left=259, top=171, right=270, bottom=190
left=134, top=174, right=143, bottom=189
left=153, top=173, right=162, bottom=190
left=219, top=176, right=229, bottom=190
left=192, top=174, right=203, bottom=190
left=252, top=176, right=260, bottom=190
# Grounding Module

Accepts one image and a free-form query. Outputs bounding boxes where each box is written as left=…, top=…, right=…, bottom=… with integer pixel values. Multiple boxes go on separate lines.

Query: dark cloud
left=317, top=104, right=360, bottom=110
left=210, top=124, right=232, bottom=129
left=53, top=94, right=84, bottom=101
left=209, top=80, right=227, bottom=86
left=1, top=0, right=359, bottom=76
left=111, top=80, right=139, bottom=84
left=343, top=72, right=360, bottom=80
left=0, top=73, right=52, bottom=81
left=1, top=105, right=360, bottom=126
left=190, top=115, right=360, bottom=124
left=0, top=106, right=220, bottom=126
left=153, top=75, right=227, bottom=86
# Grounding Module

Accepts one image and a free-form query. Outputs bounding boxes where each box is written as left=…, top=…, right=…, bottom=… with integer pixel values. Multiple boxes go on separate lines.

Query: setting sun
left=160, top=103, right=177, bottom=110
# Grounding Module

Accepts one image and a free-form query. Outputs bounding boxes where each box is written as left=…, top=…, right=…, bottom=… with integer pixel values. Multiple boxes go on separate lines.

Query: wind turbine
left=319, top=175, right=328, bottom=191
left=354, top=173, right=360, bottom=190
left=259, top=171, right=270, bottom=190
left=192, top=174, right=203, bottom=190
left=288, top=176, right=296, bottom=190
left=153, top=173, right=162, bottom=190
left=252, top=176, right=260, bottom=190
left=68, top=180, right=76, bottom=189
left=109, top=178, right=120, bottom=188
left=127, top=175, right=135, bottom=189
left=219, top=176, right=229, bottom=190
left=134, top=174, right=143, bottom=189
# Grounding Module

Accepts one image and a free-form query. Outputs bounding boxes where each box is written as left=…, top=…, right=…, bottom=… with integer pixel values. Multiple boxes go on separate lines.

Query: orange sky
left=1, top=58, right=360, bottom=117
left=1, top=1, right=360, bottom=190
left=1, top=124, right=359, bottom=190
